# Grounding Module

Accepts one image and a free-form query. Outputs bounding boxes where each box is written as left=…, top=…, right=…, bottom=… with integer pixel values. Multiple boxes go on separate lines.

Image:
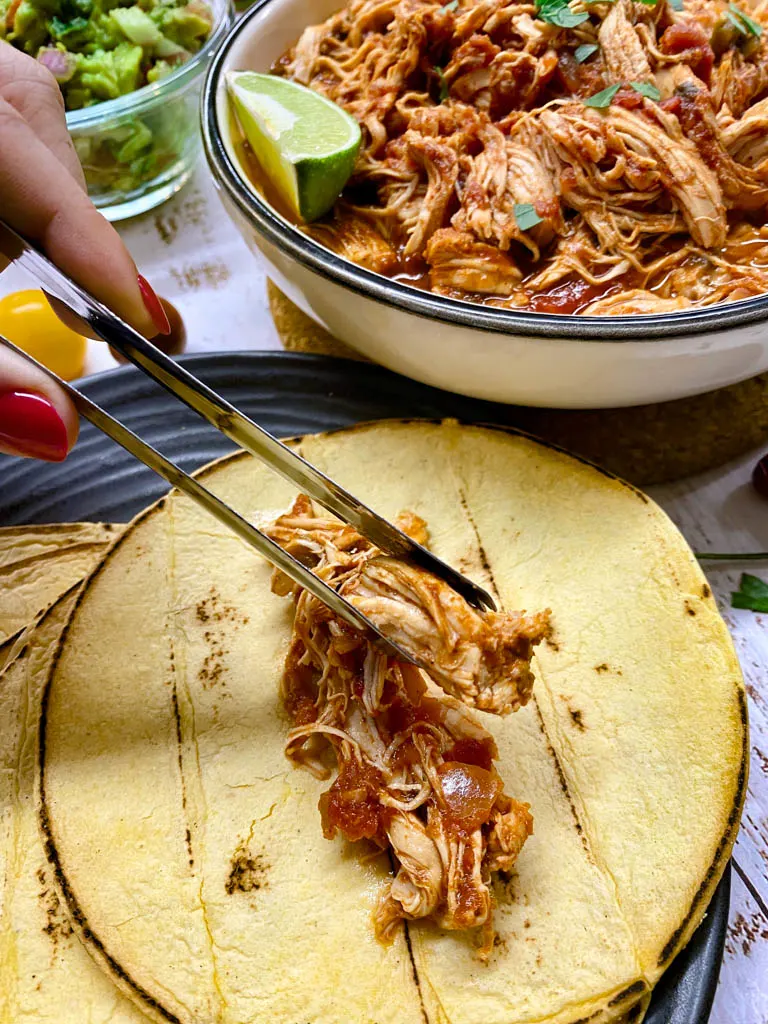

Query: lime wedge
left=226, top=71, right=362, bottom=223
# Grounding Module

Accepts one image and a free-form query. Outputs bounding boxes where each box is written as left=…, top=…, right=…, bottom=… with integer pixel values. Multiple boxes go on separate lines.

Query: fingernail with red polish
left=0, top=391, right=69, bottom=462
left=138, top=274, right=171, bottom=336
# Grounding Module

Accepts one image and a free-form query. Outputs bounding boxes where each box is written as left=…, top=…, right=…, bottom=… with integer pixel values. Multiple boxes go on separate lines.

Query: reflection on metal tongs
left=0, top=219, right=495, bottom=667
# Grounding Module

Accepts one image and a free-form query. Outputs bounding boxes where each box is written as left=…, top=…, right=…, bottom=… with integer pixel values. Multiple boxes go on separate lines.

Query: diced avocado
left=110, top=5, right=162, bottom=47
left=154, top=1, right=210, bottom=48
left=7, top=0, right=50, bottom=52
left=146, top=57, right=174, bottom=80
left=77, top=11, right=123, bottom=52
left=0, top=0, right=213, bottom=198
left=72, top=41, right=142, bottom=99
left=101, top=118, right=154, bottom=160
left=153, top=33, right=189, bottom=58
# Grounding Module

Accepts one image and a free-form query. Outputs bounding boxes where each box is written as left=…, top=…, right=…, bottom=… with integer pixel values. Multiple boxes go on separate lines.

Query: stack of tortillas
left=0, top=421, right=746, bottom=1024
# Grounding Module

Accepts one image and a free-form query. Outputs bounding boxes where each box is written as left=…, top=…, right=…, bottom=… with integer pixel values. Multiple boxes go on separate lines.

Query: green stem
left=695, top=552, right=768, bottom=561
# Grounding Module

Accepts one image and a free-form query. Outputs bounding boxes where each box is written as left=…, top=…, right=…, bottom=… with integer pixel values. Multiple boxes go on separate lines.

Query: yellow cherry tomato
left=0, top=289, right=87, bottom=381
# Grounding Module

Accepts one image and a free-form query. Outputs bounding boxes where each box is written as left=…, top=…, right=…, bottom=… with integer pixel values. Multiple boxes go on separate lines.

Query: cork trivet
left=267, top=281, right=768, bottom=486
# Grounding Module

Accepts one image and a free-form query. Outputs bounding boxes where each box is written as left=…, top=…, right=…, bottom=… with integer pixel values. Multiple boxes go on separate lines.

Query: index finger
left=0, top=44, right=85, bottom=188
left=0, top=96, right=160, bottom=339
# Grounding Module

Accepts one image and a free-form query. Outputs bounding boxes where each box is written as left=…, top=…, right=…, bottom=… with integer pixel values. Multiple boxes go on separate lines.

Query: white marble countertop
left=3, top=161, right=766, bottom=1023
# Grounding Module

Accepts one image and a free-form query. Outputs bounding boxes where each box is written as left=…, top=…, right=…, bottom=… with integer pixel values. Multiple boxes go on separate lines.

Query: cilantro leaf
left=728, top=2, right=763, bottom=36
left=49, top=14, right=89, bottom=40
left=731, top=573, right=768, bottom=611
left=639, top=0, right=659, bottom=5
left=514, top=203, right=543, bottom=231
left=584, top=83, right=621, bottom=108
left=574, top=42, right=599, bottom=62
left=731, top=591, right=768, bottom=611
left=536, top=0, right=589, bottom=28
left=433, top=65, right=449, bottom=103
left=630, top=80, right=661, bottom=101
left=737, top=573, right=768, bottom=598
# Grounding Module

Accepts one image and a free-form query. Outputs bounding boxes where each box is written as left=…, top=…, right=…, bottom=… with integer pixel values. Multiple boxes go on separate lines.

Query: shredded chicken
left=427, top=227, right=522, bottom=294
left=269, top=0, right=768, bottom=315
left=599, top=0, right=653, bottom=85
left=266, top=495, right=548, bottom=947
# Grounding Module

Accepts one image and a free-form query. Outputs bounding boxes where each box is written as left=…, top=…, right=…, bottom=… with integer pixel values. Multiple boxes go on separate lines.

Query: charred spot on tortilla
left=265, top=495, right=549, bottom=952
left=457, top=490, right=496, bottom=593
left=198, top=644, right=228, bottom=690
left=226, top=843, right=269, bottom=896
left=37, top=866, right=74, bottom=948
left=196, top=587, right=250, bottom=692
left=608, top=980, right=647, bottom=1007
left=685, top=601, right=697, bottom=616
left=196, top=585, right=249, bottom=626
left=570, top=708, right=586, bottom=731
left=702, top=583, right=712, bottom=599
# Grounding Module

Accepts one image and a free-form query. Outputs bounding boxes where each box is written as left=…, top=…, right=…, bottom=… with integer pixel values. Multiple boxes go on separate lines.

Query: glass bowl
left=66, top=0, right=233, bottom=222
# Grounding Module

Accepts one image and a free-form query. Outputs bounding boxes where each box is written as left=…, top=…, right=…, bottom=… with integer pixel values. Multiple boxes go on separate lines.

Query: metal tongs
left=0, top=219, right=494, bottom=666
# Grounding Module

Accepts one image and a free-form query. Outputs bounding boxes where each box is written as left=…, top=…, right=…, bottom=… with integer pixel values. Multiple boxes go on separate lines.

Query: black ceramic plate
left=0, top=352, right=729, bottom=1022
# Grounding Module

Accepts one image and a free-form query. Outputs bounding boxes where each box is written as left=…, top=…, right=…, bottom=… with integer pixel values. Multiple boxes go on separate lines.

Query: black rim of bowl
left=201, top=2, right=768, bottom=341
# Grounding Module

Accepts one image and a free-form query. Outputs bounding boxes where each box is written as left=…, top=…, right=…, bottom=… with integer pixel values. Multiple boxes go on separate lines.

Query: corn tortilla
left=38, top=421, right=746, bottom=1023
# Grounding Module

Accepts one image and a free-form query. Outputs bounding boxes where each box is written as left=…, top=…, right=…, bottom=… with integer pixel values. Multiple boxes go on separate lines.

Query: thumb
left=0, top=343, right=78, bottom=461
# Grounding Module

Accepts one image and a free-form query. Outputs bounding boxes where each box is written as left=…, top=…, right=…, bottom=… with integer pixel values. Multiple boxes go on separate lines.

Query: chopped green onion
left=669, top=0, right=683, bottom=9
left=584, top=83, right=621, bottom=107
left=728, top=2, right=762, bottom=36
left=639, top=0, right=659, bottom=6
left=514, top=203, right=543, bottom=231
left=441, top=0, right=459, bottom=11
left=574, top=42, right=599, bottom=61
left=630, top=80, right=661, bottom=101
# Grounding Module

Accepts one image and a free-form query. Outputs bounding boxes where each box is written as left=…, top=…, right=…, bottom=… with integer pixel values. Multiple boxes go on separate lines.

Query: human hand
left=0, top=43, right=170, bottom=462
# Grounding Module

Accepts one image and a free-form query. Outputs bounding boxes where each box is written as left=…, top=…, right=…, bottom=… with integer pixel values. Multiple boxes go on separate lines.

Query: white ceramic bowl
left=202, top=2, right=768, bottom=408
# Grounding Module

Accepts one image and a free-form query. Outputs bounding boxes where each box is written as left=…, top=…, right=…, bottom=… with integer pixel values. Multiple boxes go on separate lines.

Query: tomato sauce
left=659, top=22, right=714, bottom=81
left=438, top=762, right=502, bottom=837
left=443, top=737, right=497, bottom=771
left=319, top=758, right=390, bottom=842
left=524, top=277, right=618, bottom=314
left=384, top=692, right=446, bottom=737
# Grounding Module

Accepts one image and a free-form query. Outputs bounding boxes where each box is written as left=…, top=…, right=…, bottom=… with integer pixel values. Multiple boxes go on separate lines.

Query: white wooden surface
left=5, top=162, right=767, bottom=1022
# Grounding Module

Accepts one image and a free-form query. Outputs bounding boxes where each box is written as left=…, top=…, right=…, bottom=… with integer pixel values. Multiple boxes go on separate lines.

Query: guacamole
left=0, top=0, right=217, bottom=214
left=0, top=0, right=212, bottom=108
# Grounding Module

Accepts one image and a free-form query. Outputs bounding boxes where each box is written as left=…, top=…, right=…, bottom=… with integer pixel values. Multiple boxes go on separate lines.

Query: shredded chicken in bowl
left=267, top=0, right=768, bottom=314
left=266, top=496, right=549, bottom=951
